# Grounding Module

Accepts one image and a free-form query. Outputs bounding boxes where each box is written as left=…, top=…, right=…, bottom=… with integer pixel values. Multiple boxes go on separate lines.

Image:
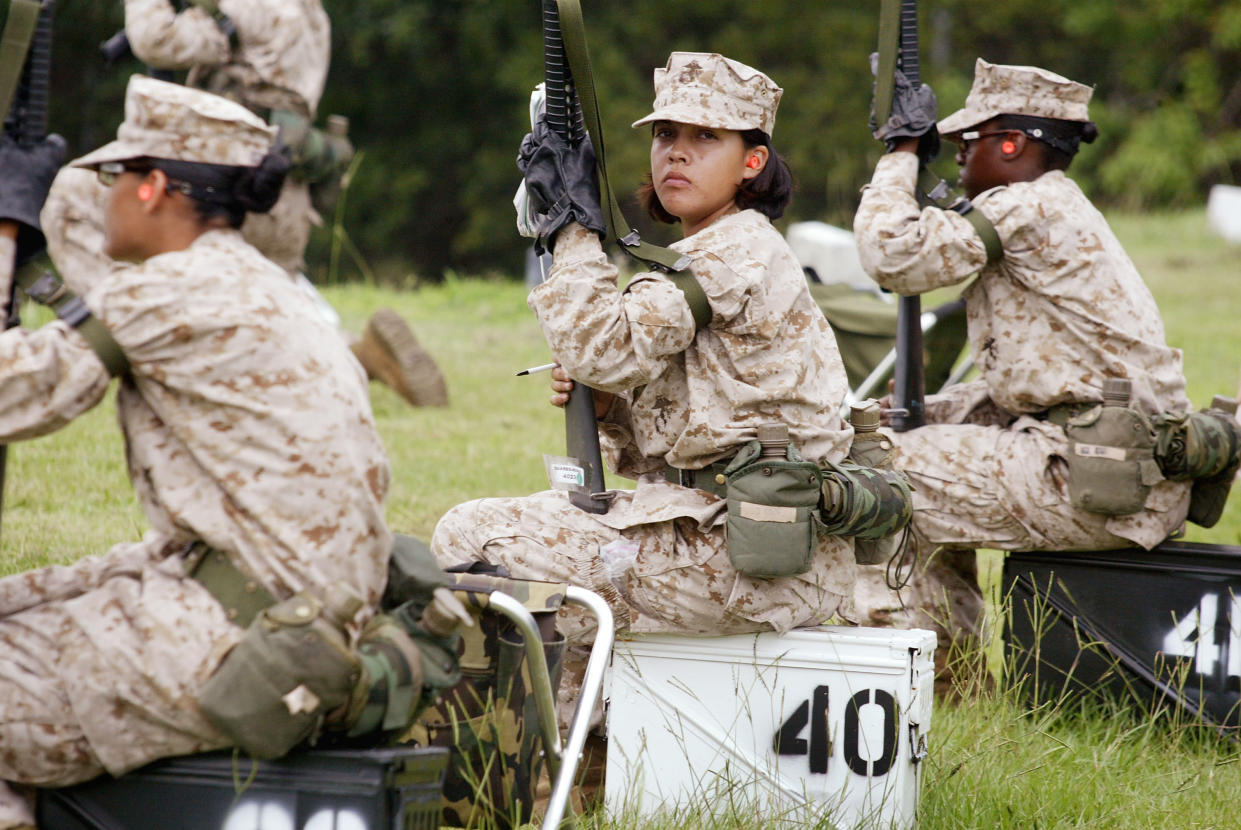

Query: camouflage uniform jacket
left=124, top=0, right=330, bottom=118
left=529, top=209, right=852, bottom=530
left=0, top=229, right=390, bottom=772
left=853, top=152, right=1189, bottom=417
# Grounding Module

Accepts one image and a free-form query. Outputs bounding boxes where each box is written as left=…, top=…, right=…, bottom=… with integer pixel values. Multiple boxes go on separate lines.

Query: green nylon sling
left=16, top=265, right=130, bottom=377
left=554, top=0, right=712, bottom=331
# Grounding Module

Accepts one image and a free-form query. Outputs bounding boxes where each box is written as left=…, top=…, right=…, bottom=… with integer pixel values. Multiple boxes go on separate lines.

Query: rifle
left=0, top=0, right=55, bottom=535
left=873, top=0, right=925, bottom=432
left=540, top=0, right=608, bottom=514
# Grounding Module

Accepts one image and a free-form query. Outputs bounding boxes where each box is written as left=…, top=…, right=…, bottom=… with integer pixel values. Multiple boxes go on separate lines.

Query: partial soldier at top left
left=40, top=0, right=450, bottom=408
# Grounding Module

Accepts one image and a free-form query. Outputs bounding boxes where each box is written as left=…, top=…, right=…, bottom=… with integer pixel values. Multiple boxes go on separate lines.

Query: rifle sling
left=916, top=166, right=1002, bottom=265
left=16, top=264, right=130, bottom=378
left=554, top=0, right=712, bottom=333
left=0, top=0, right=41, bottom=123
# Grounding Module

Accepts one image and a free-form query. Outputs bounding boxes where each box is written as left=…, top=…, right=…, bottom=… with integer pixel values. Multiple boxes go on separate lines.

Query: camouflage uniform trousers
left=0, top=553, right=238, bottom=829
left=431, top=488, right=853, bottom=732
left=0, top=604, right=99, bottom=828
left=855, top=417, right=1190, bottom=693
left=43, top=163, right=315, bottom=281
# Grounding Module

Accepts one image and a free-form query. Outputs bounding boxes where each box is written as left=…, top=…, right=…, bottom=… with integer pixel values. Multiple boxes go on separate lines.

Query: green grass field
left=2, top=210, right=1239, bottom=827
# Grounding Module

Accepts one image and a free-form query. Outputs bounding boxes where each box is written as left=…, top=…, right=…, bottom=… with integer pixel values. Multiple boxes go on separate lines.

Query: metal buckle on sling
left=24, top=271, right=68, bottom=306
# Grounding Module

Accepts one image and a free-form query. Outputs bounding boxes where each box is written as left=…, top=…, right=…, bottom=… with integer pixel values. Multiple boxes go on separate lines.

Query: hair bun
left=1080, top=121, right=1099, bottom=144
left=233, top=150, right=291, bottom=214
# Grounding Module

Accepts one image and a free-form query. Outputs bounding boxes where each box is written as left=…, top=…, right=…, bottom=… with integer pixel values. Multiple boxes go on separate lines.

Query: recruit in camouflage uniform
left=0, top=79, right=391, bottom=829
left=433, top=53, right=857, bottom=729
left=41, top=0, right=448, bottom=406
left=851, top=60, right=1192, bottom=677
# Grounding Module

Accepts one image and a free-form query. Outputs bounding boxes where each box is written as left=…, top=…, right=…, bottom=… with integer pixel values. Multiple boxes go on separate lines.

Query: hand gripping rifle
left=0, top=0, right=55, bottom=534
left=541, top=0, right=608, bottom=514
left=537, top=0, right=710, bottom=514
left=872, top=0, right=1002, bottom=433
left=873, top=0, right=925, bottom=432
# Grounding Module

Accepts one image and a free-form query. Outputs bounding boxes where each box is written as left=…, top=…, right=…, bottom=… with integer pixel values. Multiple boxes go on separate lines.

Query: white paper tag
left=282, top=684, right=321, bottom=715
left=1074, top=443, right=1128, bottom=462
left=545, top=454, right=587, bottom=492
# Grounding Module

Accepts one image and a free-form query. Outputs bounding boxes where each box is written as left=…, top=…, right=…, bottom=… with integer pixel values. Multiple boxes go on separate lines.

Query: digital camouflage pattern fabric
left=852, top=149, right=1191, bottom=681
left=124, top=0, right=330, bottom=119
left=433, top=209, right=857, bottom=730
left=632, top=51, right=782, bottom=136
left=42, top=0, right=331, bottom=278
left=71, top=75, right=276, bottom=169
left=937, top=58, right=1093, bottom=140
left=0, top=228, right=390, bottom=827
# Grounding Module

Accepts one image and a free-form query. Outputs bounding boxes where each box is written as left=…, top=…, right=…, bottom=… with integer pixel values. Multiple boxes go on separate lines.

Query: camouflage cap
left=71, top=75, right=277, bottom=170
left=632, top=52, right=782, bottom=137
left=938, top=58, right=1093, bottom=141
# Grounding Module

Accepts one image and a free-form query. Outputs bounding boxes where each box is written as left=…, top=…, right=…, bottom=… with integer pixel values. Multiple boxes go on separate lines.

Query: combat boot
left=352, top=308, right=448, bottom=407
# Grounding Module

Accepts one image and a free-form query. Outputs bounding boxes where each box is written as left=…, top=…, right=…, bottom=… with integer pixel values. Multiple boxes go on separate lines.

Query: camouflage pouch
left=724, top=437, right=825, bottom=579
left=1153, top=406, right=1241, bottom=527
left=1064, top=402, right=1162, bottom=516
left=819, top=460, right=914, bottom=541
left=400, top=574, right=568, bottom=829
left=198, top=588, right=362, bottom=759
left=845, top=401, right=908, bottom=565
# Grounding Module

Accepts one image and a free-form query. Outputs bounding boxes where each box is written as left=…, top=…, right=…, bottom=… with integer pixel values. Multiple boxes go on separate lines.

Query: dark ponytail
left=233, top=150, right=291, bottom=214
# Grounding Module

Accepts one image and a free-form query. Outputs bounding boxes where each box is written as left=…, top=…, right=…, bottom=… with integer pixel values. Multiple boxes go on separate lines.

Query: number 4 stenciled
left=1161, top=592, right=1241, bottom=678
left=772, top=685, right=899, bottom=777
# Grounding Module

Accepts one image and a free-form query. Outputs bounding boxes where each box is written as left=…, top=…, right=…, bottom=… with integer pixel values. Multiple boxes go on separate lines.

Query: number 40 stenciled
left=1160, top=592, right=1241, bottom=680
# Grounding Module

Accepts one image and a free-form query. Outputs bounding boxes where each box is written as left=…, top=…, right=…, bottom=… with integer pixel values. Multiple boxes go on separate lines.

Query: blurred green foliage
left=38, top=0, right=1241, bottom=281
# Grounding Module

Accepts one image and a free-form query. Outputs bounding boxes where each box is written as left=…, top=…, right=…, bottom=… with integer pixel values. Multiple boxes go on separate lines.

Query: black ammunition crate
left=1004, top=540, right=1241, bottom=726
left=38, top=745, right=448, bottom=830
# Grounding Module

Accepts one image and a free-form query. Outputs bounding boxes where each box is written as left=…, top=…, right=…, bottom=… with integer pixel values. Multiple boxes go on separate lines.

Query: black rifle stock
left=876, top=0, right=925, bottom=432
left=540, top=0, right=608, bottom=513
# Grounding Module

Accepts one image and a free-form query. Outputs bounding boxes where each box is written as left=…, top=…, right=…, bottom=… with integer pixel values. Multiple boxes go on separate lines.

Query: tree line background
left=42, top=0, right=1241, bottom=281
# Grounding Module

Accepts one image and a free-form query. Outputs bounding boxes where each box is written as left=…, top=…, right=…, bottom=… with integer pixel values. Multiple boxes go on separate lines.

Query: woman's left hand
left=550, top=364, right=615, bottom=418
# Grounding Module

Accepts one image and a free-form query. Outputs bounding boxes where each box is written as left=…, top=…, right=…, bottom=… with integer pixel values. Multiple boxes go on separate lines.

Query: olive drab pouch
left=723, top=425, right=825, bottom=579
left=198, top=587, right=363, bottom=760
left=1064, top=394, right=1162, bottom=517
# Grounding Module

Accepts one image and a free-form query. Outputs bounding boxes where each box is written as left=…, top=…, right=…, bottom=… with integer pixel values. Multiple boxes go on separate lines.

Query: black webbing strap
left=0, top=0, right=41, bottom=121
left=15, top=264, right=130, bottom=377
left=916, top=166, right=1002, bottom=265
left=555, top=0, right=712, bottom=331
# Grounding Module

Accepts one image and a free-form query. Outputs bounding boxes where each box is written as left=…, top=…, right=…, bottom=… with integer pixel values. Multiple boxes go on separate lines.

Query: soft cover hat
left=937, top=58, right=1093, bottom=141
left=72, top=75, right=277, bottom=170
left=632, top=52, right=782, bottom=137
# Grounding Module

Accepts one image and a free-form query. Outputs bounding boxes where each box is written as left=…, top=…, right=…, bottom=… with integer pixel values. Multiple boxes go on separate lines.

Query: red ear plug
left=137, top=183, right=154, bottom=201
left=1001, top=141, right=1016, bottom=155
left=746, top=156, right=761, bottom=169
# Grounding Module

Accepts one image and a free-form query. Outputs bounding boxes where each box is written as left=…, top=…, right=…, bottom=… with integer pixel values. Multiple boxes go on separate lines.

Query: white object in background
left=786, top=221, right=888, bottom=299
left=604, top=626, right=936, bottom=829
left=1207, top=184, right=1241, bottom=244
